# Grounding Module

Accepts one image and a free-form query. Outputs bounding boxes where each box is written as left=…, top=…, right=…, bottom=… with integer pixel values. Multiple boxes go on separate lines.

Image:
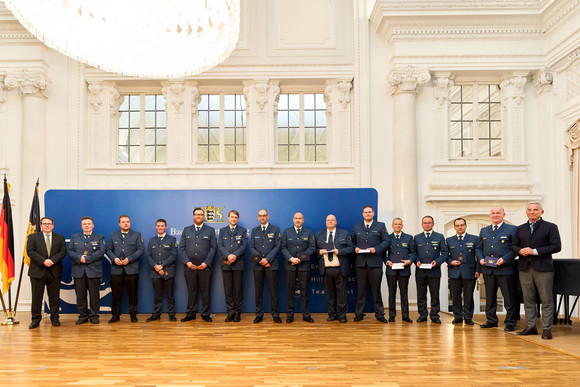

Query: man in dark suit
left=315, top=214, right=354, bottom=323
left=414, top=215, right=449, bottom=324
left=475, top=207, right=518, bottom=332
left=218, top=210, right=248, bottom=322
left=385, top=218, right=415, bottom=323
left=249, top=209, right=282, bottom=324
left=145, top=219, right=178, bottom=322
left=179, top=207, right=217, bottom=322
left=106, top=214, right=144, bottom=323
left=446, top=218, right=479, bottom=325
left=27, top=216, right=67, bottom=329
left=351, top=205, right=389, bottom=323
left=282, top=212, right=316, bottom=323
left=68, top=216, right=106, bottom=325
left=513, top=202, right=561, bottom=340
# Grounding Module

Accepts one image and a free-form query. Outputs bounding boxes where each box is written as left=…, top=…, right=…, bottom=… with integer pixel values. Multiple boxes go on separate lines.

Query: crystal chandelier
left=4, top=0, right=240, bottom=78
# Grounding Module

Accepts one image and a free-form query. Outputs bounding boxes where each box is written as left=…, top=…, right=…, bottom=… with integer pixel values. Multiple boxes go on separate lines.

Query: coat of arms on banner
left=203, top=205, right=225, bottom=223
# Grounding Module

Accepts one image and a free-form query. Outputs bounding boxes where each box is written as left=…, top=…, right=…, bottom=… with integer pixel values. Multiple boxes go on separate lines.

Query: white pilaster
left=162, top=80, right=192, bottom=168
left=324, top=78, right=353, bottom=166
left=500, top=72, right=528, bottom=163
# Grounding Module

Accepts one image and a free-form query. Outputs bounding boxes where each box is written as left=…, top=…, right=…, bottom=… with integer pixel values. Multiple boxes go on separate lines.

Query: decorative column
left=243, top=79, right=280, bottom=166
left=388, top=66, right=430, bottom=232
left=86, top=81, right=123, bottom=168
left=500, top=72, right=528, bottom=163
left=324, top=78, right=353, bottom=166
left=432, top=73, right=454, bottom=163
left=190, top=83, right=201, bottom=164
left=162, top=80, right=191, bottom=168
left=0, top=74, right=8, bottom=170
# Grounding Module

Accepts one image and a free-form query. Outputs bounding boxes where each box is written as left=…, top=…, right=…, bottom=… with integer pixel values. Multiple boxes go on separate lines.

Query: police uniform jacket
left=68, top=232, right=106, bottom=278
left=512, top=218, right=561, bottom=272
left=218, top=225, right=248, bottom=271
left=446, top=233, right=480, bottom=279
left=106, top=229, right=144, bottom=276
left=314, top=228, right=354, bottom=277
left=351, top=221, right=390, bottom=268
left=385, top=232, right=416, bottom=277
left=475, top=223, right=517, bottom=276
left=179, top=224, right=217, bottom=268
left=249, top=224, right=281, bottom=271
left=26, top=232, right=67, bottom=279
left=414, top=231, right=449, bottom=278
left=282, top=227, right=316, bottom=272
left=146, top=235, right=178, bottom=279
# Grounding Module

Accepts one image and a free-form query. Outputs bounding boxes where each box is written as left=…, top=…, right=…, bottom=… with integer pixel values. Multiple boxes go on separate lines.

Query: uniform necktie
left=262, top=226, right=266, bottom=234
left=458, top=235, right=463, bottom=242
left=84, top=234, right=90, bottom=239
left=159, top=236, right=163, bottom=242
left=493, top=225, right=498, bottom=232
left=231, top=228, right=235, bottom=233
left=122, top=232, right=127, bottom=238
left=45, top=234, right=51, bottom=257
left=296, top=228, right=301, bottom=235
left=396, top=234, right=400, bottom=240
left=426, top=232, right=430, bottom=238
left=366, top=224, right=370, bottom=231
left=328, top=231, right=334, bottom=262
left=530, top=223, right=535, bottom=233
left=196, top=227, right=200, bottom=232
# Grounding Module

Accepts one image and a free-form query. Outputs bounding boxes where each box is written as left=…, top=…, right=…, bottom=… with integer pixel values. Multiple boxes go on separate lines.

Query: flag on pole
left=22, top=183, right=40, bottom=266
left=0, top=177, right=15, bottom=295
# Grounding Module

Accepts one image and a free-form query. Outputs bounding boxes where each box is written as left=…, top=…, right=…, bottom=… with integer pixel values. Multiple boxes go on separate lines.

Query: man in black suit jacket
left=26, top=216, right=67, bottom=329
left=513, top=201, right=561, bottom=340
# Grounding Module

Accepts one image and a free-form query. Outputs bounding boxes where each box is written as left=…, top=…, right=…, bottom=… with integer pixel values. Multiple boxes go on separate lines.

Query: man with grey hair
left=512, top=201, right=561, bottom=340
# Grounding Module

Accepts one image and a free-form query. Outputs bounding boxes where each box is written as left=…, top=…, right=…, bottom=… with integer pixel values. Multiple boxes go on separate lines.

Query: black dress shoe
left=354, top=315, right=364, bottom=322
left=480, top=322, right=498, bottom=328
left=273, top=316, right=282, bottom=323
left=76, top=318, right=89, bottom=325
left=181, top=314, right=196, bottom=322
left=233, top=313, right=241, bottom=322
left=108, top=315, right=120, bottom=323
left=303, top=317, right=314, bottom=323
left=402, top=317, right=413, bottom=323
left=464, top=319, right=474, bottom=325
left=431, top=318, right=442, bottom=324
left=376, top=317, right=388, bottom=323
left=51, top=319, right=61, bottom=327
left=338, top=318, right=347, bottom=323
left=29, top=321, right=40, bottom=329
left=327, top=316, right=337, bottom=322
left=225, top=315, right=234, bottom=322
left=286, top=317, right=294, bottom=323
left=451, top=318, right=463, bottom=324
left=169, top=314, right=177, bottom=322
left=504, top=325, right=515, bottom=332
left=541, top=329, right=552, bottom=340
left=253, top=316, right=263, bottom=323
left=130, top=315, right=138, bottom=323
left=417, top=317, right=427, bottom=323
left=388, top=317, right=396, bottom=322
left=202, top=315, right=213, bottom=322
left=89, top=317, right=100, bottom=324
left=517, top=326, right=538, bottom=336
left=146, top=315, right=160, bottom=322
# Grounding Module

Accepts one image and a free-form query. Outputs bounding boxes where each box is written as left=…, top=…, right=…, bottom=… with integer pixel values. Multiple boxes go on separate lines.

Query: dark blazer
left=218, top=225, right=248, bottom=271
left=475, top=223, right=517, bottom=275
left=106, top=229, right=145, bottom=275
left=281, top=227, right=316, bottom=272
left=512, top=218, right=561, bottom=272
left=249, top=224, right=281, bottom=271
left=179, top=224, right=217, bottom=268
left=68, top=232, right=106, bottom=278
left=146, top=234, right=178, bottom=279
left=414, top=231, right=449, bottom=278
left=446, top=233, right=480, bottom=279
left=351, top=221, right=390, bottom=268
left=27, top=232, right=67, bottom=279
left=314, top=228, right=354, bottom=276
left=386, top=232, right=416, bottom=277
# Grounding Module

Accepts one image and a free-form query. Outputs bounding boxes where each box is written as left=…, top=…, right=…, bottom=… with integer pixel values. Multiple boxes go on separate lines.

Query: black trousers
left=449, top=277, right=476, bottom=320
left=222, top=270, right=243, bottom=315
left=416, top=275, right=440, bottom=320
left=355, top=266, right=384, bottom=318
left=111, top=272, right=139, bottom=317
left=30, top=272, right=60, bottom=323
left=184, top=268, right=212, bottom=317
left=386, top=273, right=410, bottom=319
left=483, top=273, right=518, bottom=327
left=286, top=270, right=310, bottom=318
left=254, top=268, right=279, bottom=317
left=74, top=273, right=100, bottom=319
left=323, top=267, right=347, bottom=319
left=151, top=277, right=175, bottom=315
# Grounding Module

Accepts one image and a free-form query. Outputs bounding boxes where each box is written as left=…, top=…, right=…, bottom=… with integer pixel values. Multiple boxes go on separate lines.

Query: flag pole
left=1, top=174, right=16, bottom=325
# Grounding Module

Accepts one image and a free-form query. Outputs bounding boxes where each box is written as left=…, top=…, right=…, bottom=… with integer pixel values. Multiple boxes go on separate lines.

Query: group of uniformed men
left=26, top=203, right=561, bottom=339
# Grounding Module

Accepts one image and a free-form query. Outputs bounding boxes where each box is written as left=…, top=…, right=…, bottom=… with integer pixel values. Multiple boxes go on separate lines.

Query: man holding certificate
left=352, top=205, right=390, bottom=323
left=475, top=207, right=518, bottom=332
left=315, top=214, right=354, bottom=323
left=385, top=218, right=416, bottom=323
left=446, top=218, right=479, bottom=325
left=414, top=215, right=448, bottom=324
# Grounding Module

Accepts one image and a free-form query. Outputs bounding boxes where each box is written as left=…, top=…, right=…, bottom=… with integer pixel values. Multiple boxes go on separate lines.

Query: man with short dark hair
left=68, top=216, right=106, bottom=325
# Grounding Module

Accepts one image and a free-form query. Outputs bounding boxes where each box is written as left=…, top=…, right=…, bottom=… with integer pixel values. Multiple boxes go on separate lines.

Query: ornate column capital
left=432, top=72, right=455, bottom=106
left=242, top=79, right=280, bottom=112
left=191, top=83, right=201, bottom=115
left=162, top=80, right=186, bottom=113
left=388, top=66, right=430, bottom=96
left=500, top=72, right=528, bottom=106
left=87, top=81, right=122, bottom=113
left=4, top=69, right=50, bottom=99
left=532, top=68, right=553, bottom=96
left=0, top=73, right=7, bottom=105
left=324, top=78, right=353, bottom=113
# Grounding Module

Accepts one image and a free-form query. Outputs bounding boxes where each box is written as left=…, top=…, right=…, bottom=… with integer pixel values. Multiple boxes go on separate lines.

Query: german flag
left=22, top=183, right=40, bottom=266
left=0, top=177, right=15, bottom=295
